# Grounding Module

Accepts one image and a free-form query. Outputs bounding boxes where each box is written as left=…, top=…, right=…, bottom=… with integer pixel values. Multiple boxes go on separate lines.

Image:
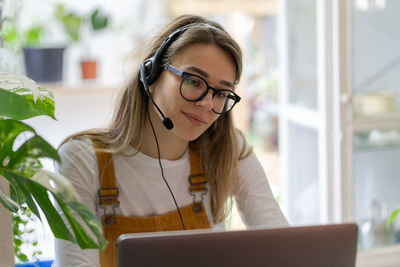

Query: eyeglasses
left=165, top=64, right=241, bottom=114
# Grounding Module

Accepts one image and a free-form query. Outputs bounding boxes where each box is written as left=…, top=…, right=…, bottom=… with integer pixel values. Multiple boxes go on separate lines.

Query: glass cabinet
left=279, top=0, right=400, bottom=263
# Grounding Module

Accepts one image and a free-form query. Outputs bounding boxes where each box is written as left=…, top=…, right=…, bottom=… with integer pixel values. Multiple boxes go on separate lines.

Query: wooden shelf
left=167, top=0, right=278, bottom=16
left=353, top=112, right=400, bottom=132
left=38, top=82, right=120, bottom=94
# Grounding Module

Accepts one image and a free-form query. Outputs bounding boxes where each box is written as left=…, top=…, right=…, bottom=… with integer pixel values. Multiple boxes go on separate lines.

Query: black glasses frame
left=165, top=63, right=241, bottom=114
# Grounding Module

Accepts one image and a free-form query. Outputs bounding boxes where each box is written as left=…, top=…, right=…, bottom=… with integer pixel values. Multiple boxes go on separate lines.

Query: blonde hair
left=62, top=15, right=251, bottom=224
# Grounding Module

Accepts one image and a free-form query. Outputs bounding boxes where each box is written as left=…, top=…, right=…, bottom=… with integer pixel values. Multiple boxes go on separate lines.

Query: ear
left=148, top=84, right=155, bottom=93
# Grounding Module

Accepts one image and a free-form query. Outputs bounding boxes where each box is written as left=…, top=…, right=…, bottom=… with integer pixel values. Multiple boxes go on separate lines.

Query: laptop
left=116, top=223, right=358, bottom=267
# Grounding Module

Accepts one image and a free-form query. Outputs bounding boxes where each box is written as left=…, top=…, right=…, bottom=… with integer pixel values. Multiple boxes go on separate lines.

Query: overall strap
left=92, top=140, right=119, bottom=225
left=188, top=149, right=208, bottom=213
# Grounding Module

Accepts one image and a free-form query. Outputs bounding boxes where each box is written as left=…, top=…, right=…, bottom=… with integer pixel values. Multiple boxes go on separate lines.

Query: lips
left=183, top=111, right=205, bottom=126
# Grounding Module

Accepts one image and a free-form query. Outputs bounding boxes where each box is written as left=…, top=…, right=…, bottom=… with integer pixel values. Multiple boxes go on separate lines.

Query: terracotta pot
left=81, top=60, right=97, bottom=80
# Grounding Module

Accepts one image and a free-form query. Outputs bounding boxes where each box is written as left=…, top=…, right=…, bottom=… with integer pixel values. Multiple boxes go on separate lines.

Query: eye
left=188, top=78, right=200, bottom=87
left=215, top=91, right=227, bottom=98
left=184, top=76, right=204, bottom=89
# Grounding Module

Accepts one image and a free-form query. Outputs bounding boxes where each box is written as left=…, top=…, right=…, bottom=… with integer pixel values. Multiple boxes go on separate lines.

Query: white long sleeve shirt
left=54, top=137, right=288, bottom=267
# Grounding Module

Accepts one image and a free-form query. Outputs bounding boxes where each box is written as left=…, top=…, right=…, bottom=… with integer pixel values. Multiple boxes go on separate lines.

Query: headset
left=139, top=23, right=222, bottom=130
left=139, top=23, right=222, bottom=230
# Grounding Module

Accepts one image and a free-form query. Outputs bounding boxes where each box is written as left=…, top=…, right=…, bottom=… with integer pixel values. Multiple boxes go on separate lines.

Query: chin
left=177, top=127, right=206, bottom=142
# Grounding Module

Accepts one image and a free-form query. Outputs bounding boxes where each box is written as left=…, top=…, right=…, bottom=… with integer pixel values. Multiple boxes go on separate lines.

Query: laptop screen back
left=116, top=223, right=358, bottom=267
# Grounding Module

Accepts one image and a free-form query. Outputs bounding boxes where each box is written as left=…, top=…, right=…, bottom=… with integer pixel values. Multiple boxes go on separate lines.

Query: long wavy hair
left=61, top=14, right=251, bottom=224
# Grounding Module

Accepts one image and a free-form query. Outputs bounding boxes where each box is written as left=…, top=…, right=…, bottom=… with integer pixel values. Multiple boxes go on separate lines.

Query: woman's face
left=150, top=43, right=236, bottom=142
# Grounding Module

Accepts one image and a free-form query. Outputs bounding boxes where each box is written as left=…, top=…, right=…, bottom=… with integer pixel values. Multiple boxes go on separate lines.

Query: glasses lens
left=212, top=91, right=237, bottom=114
left=181, top=75, right=207, bottom=101
left=180, top=74, right=238, bottom=114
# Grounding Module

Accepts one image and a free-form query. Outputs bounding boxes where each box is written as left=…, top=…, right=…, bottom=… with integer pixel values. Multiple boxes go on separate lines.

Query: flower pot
left=23, top=47, right=65, bottom=83
left=80, top=60, right=97, bottom=80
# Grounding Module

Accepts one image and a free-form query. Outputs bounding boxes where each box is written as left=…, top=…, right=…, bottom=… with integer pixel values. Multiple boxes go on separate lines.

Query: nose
left=196, top=91, right=214, bottom=111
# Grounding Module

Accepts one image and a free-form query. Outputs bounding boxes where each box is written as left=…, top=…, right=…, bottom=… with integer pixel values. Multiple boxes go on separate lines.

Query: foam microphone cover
left=163, top=118, right=174, bottom=130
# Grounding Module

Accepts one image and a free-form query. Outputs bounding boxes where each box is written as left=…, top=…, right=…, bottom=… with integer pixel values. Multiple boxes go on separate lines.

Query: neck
left=139, top=106, right=188, bottom=160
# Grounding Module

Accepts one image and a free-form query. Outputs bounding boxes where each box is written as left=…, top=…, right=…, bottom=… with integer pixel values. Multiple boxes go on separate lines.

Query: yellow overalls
left=93, top=141, right=211, bottom=267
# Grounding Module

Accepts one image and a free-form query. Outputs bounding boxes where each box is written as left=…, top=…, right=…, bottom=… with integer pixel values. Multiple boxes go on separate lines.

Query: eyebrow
left=186, top=66, right=234, bottom=89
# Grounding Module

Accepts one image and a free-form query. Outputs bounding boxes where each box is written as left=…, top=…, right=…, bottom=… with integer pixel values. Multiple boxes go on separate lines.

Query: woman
left=54, top=14, right=288, bottom=267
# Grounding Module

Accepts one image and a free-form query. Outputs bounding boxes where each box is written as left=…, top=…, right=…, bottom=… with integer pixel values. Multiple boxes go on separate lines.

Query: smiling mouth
left=183, top=112, right=205, bottom=126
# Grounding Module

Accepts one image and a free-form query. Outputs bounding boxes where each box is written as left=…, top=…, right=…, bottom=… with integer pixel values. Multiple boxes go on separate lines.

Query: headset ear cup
left=144, top=57, right=163, bottom=86
left=143, top=59, right=154, bottom=85
left=144, top=60, right=153, bottom=74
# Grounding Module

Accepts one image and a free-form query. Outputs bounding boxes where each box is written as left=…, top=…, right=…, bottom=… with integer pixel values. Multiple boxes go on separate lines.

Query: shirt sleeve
left=54, top=138, right=101, bottom=267
left=235, top=149, right=289, bottom=228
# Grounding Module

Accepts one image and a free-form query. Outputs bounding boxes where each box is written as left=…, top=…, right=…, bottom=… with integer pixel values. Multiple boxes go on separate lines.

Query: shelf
left=353, top=129, right=400, bottom=150
left=354, top=143, right=400, bottom=151
left=37, top=82, right=120, bottom=94
left=353, top=112, right=400, bottom=132
left=167, top=0, right=278, bottom=16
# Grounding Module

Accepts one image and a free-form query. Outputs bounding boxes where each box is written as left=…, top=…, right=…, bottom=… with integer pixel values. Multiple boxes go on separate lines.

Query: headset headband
left=141, top=23, right=223, bottom=85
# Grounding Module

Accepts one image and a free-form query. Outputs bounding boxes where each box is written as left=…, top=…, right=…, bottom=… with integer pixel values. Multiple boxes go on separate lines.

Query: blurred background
left=1, top=0, right=400, bottom=265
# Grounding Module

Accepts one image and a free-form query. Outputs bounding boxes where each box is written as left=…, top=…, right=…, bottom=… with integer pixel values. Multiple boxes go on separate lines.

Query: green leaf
left=387, top=207, right=400, bottom=228
left=55, top=197, right=98, bottom=249
left=0, top=119, right=35, bottom=160
left=91, top=9, right=109, bottom=31
left=68, top=200, right=108, bottom=250
left=24, top=26, right=45, bottom=48
left=21, top=175, right=76, bottom=243
left=62, top=14, right=82, bottom=42
left=31, top=170, right=78, bottom=202
left=17, top=253, right=28, bottom=262
left=0, top=22, right=21, bottom=51
left=33, top=170, right=108, bottom=250
left=0, top=87, right=55, bottom=120
left=0, top=120, right=59, bottom=178
left=14, top=239, right=22, bottom=246
left=3, top=169, right=107, bottom=250
left=54, top=5, right=82, bottom=43
left=3, top=171, right=41, bottom=219
left=8, top=134, right=61, bottom=171
left=0, top=189, right=20, bottom=213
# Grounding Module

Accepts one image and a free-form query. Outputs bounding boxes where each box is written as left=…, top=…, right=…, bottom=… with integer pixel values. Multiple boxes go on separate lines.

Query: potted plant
left=80, top=8, right=109, bottom=80
left=21, top=26, right=67, bottom=83
left=0, top=70, right=108, bottom=265
left=55, top=5, right=109, bottom=80
left=0, top=0, right=82, bottom=83
left=0, top=21, right=61, bottom=83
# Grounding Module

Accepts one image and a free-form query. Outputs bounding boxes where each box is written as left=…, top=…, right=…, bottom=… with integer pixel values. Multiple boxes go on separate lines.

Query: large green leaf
left=22, top=175, right=76, bottom=243
left=0, top=119, right=35, bottom=163
left=0, top=87, right=55, bottom=120
left=2, top=171, right=41, bottom=219
left=9, top=135, right=60, bottom=172
left=0, top=119, right=59, bottom=177
left=1, top=169, right=107, bottom=250
left=68, top=200, right=108, bottom=250
left=56, top=198, right=98, bottom=249
left=32, top=170, right=107, bottom=249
